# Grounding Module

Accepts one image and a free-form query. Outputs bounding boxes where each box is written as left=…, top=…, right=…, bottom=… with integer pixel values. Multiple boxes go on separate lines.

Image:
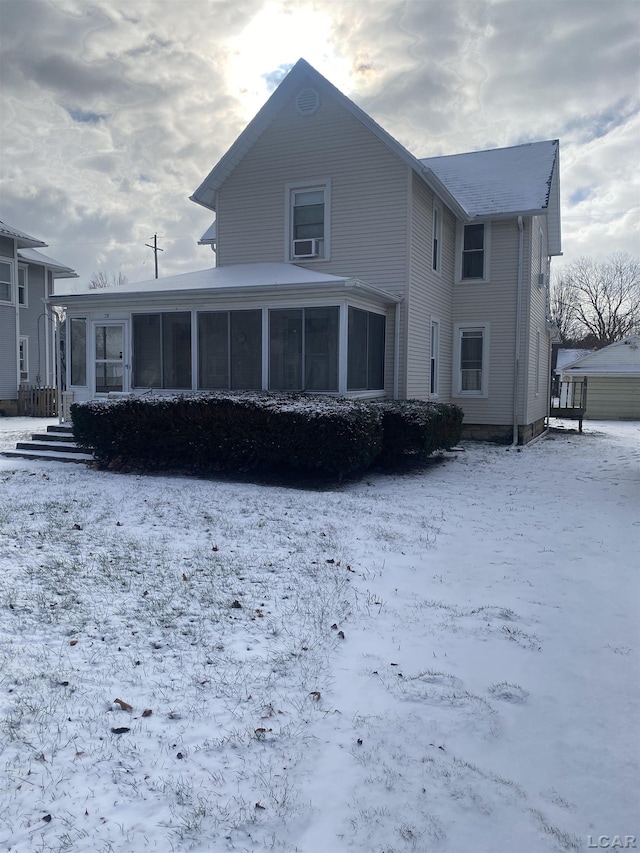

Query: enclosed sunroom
left=50, top=263, right=401, bottom=406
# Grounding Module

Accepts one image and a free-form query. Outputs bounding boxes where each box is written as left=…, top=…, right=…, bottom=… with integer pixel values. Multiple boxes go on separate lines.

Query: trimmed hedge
left=371, top=399, right=464, bottom=464
left=70, top=394, right=463, bottom=480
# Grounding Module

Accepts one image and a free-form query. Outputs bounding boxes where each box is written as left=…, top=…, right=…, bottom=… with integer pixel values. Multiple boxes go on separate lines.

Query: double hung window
left=0, top=260, right=12, bottom=303
left=19, top=337, right=28, bottom=382
left=432, top=203, right=442, bottom=273
left=287, top=182, right=330, bottom=260
left=430, top=319, right=440, bottom=395
left=454, top=323, right=489, bottom=397
left=18, top=266, right=27, bottom=306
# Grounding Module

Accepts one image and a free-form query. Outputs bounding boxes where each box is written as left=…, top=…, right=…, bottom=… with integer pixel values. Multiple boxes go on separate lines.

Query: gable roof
left=190, top=59, right=467, bottom=220
left=421, top=140, right=559, bottom=219
left=0, top=220, right=47, bottom=249
left=561, top=335, right=640, bottom=377
left=18, top=248, right=78, bottom=278
left=190, top=60, right=561, bottom=248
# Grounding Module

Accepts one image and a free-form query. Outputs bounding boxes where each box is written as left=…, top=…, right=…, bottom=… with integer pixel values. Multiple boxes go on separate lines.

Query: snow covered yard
left=0, top=417, right=638, bottom=853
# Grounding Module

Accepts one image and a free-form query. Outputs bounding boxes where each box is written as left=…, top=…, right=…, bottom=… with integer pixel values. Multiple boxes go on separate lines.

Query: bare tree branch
left=551, top=253, right=640, bottom=347
left=89, top=270, right=129, bottom=289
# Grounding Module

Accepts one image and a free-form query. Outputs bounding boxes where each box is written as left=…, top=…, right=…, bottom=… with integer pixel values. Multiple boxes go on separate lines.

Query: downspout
left=393, top=302, right=401, bottom=399
left=512, top=216, right=524, bottom=445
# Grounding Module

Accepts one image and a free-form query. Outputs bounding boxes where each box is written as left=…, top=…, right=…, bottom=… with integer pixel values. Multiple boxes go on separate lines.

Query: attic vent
left=296, top=88, right=320, bottom=117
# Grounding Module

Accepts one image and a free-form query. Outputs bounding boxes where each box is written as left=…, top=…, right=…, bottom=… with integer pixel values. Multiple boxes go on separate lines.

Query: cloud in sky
left=0, top=0, right=638, bottom=283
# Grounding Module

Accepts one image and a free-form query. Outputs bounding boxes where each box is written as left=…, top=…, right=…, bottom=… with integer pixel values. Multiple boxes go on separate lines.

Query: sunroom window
left=347, top=308, right=385, bottom=391
left=133, top=313, right=191, bottom=389
left=198, top=310, right=262, bottom=390
left=269, top=307, right=339, bottom=391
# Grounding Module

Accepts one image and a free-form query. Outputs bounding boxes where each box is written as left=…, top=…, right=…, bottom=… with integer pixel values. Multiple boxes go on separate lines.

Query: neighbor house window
left=461, top=223, right=487, bottom=280
left=19, top=336, right=28, bottom=382
left=269, top=307, right=339, bottom=391
left=432, top=203, right=442, bottom=273
left=198, top=310, right=262, bottom=390
left=454, top=323, right=489, bottom=396
left=18, top=266, right=27, bottom=306
left=430, top=319, right=440, bottom=395
left=0, top=260, right=12, bottom=303
left=286, top=181, right=330, bottom=261
left=133, top=313, right=191, bottom=389
left=347, top=308, right=385, bottom=391
left=70, top=317, right=87, bottom=386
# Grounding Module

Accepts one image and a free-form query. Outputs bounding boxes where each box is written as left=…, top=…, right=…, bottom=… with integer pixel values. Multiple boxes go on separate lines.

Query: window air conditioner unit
left=537, top=272, right=546, bottom=288
left=293, top=238, right=320, bottom=258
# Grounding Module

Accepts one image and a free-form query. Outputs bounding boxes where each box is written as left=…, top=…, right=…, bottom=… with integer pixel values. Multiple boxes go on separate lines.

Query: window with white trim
left=432, top=203, right=442, bottom=273
left=19, top=336, right=28, bottom=382
left=454, top=323, right=489, bottom=397
left=458, top=222, right=490, bottom=281
left=18, top=266, right=27, bottom=306
left=430, top=319, right=439, bottom=395
left=132, top=313, right=192, bottom=389
left=0, top=260, right=12, bottom=303
left=286, top=182, right=330, bottom=261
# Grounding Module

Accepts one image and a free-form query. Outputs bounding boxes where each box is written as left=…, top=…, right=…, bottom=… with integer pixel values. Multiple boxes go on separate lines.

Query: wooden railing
left=18, top=385, right=57, bottom=417
left=550, top=378, right=588, bottom=432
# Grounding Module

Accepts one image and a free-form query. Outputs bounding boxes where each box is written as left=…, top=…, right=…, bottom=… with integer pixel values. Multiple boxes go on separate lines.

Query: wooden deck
left=549, top=379, right=588, bottom=432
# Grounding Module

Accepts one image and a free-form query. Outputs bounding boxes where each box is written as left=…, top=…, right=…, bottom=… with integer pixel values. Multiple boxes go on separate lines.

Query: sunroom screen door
left=95, top=323, right=125, bottom=393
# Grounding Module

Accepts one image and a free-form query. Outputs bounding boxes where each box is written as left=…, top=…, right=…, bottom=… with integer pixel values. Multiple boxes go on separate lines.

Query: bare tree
left=549, top=272, right=579, bottom=343
left=89, top=270, right=129, bottom=289
left=551, top=253, right=640, bottom=347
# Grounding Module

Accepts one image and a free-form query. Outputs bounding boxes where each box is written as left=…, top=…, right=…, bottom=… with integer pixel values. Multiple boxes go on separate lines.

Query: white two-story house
left=0, top=221, right=77, bottom=416
left=51, top=59, right=561, bottom=443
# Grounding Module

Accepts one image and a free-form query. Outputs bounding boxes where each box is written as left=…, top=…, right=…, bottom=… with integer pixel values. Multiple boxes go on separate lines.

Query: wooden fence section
left=18, top=385, right=57, bottom=417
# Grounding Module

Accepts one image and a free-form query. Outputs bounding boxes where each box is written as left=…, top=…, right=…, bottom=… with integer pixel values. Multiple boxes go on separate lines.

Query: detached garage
left=560, top=335, right=640, bottom=420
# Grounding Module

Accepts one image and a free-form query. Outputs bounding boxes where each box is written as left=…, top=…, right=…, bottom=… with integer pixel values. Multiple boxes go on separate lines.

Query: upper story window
left=18, top=266, right=27, bottom=306
left=432, top=203, right=442, bottom=273
left=0, top=259, right=12, bottom=303
left=286, top=181, right=331, bottom=261
left=462, top=224, right=485, bottom=279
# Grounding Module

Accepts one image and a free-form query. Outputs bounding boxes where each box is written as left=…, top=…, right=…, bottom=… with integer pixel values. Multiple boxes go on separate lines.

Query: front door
left=94, top=323, right=126, bottom=394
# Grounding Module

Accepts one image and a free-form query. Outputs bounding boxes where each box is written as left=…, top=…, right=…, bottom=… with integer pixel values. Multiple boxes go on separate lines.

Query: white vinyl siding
left=405, top=175, right=454, bottom=400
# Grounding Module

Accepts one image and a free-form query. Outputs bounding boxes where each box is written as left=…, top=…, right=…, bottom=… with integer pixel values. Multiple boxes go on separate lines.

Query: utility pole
left=145, top=233, right=163, bottom=279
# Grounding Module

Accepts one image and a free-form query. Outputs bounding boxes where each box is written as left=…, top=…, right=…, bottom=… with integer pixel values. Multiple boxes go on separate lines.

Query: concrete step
left=2, top=448, right=95, bottom=463
left=1, top=422, right=95, bottom=464
left=15, top=440, right=90, bottom=454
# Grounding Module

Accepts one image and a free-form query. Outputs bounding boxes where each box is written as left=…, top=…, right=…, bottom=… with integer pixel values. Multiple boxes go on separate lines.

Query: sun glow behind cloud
left=226, top=2, right=351, bottom=118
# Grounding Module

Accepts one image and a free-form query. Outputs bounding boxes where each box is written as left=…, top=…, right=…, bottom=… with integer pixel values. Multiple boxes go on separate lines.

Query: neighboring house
left=0, top=221, right=77, bottom=415
left=559, top=336, right=640, bottom=419
left=50, top=59, right=561, bottom=443
left=552, top=346, right=593, bottom=396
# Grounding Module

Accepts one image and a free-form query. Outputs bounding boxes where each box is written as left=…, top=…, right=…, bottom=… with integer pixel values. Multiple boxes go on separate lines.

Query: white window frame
left=456, top=222, right=491, bottom=283
left=19, top=336, right=29, bottom=382
left=0, top=259, right=13, bottom=304
left=453, top=322, right=490, bottom=398
left=432, top=202, right=442, bottom=274
left=18, top=265, right=28, bottom=307
left=284, top=179, right=331, bottom=262
left=430, top=318, right=440, bottom=396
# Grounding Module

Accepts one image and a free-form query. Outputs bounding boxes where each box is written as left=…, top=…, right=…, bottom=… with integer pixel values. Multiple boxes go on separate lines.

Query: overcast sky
left=1, top=0, right=638, bottom=285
